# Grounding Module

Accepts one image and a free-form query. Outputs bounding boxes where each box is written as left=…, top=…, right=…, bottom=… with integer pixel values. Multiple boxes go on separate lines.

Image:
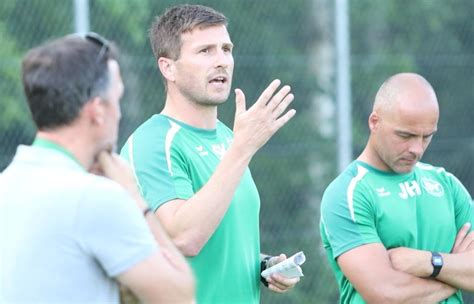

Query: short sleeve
left=76, top=179, right=158, bottom=277
left=448, top=172, right=474, bottom=232
left=120, top=118, right=194, bottom=211
left=321, top=167, right=381, bottom=259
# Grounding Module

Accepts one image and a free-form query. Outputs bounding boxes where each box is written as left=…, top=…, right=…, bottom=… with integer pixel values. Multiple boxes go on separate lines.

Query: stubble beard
left=189, top=84, right=232, bottom=107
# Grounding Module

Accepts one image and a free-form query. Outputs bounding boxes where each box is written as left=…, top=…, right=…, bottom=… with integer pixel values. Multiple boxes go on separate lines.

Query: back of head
left=149, top=4, right=227, bottom=61
left=22, top=33, right=118, bottom=130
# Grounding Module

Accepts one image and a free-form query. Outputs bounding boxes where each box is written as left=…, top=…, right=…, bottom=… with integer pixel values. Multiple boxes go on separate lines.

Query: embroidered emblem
left=421, top=177, right=444, bottom=197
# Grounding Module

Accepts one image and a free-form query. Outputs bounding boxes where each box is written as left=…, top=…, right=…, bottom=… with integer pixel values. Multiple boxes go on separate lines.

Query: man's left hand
left=264, top=254, right=301, bottom=293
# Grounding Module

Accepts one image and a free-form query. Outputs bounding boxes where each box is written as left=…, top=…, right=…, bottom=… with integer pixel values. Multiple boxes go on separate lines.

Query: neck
left=161, top=89, right=219, bottom=129
left=357, top=138, right=390, bottom=172
left=36, top=128, right=96, bottom=170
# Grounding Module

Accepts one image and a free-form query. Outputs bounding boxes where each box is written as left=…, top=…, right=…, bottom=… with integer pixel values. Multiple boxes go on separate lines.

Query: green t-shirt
left=320, top=161, right=473, bottom=304
left=120, top=114, right=261, bottom=304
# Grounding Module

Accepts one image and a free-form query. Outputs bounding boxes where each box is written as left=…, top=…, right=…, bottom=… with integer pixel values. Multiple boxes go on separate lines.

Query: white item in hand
left=261, top=251, right=306, bottom=279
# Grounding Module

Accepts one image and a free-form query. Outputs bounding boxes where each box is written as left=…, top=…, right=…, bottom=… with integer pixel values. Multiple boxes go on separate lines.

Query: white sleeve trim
left=165, top=121, right=181, bottom=176
left=347, top=165, right=369, bottom=222
left=127, top=135, right=143, bottom=192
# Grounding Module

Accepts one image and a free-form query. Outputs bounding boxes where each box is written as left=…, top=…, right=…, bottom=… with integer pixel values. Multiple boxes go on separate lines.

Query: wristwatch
left=260, top=256, right=272, bottom=287
left=430, top=252, right=443, bottom=278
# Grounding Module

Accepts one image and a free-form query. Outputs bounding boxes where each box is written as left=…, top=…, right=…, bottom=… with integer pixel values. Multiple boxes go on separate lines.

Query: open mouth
left=209, top=76, right=227, bottom=84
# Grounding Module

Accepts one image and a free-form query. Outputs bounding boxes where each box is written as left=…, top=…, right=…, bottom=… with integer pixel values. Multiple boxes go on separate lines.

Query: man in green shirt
left=320, top=73, right=473, bottom=303
left=121, top=4, right=300, bottom=303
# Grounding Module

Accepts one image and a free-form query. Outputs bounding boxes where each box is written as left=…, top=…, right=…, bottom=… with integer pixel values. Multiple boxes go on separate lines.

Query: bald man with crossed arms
left=320, top=73, right=473, bottom=303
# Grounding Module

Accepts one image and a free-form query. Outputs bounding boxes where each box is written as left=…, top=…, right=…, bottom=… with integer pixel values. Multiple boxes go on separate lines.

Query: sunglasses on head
left=69, top=32, right=110, bottom=62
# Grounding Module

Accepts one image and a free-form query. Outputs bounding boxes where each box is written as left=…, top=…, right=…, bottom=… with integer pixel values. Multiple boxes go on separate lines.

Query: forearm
left=340, top=244, right=456, bottom=304
left=163, top=144, right=253, bottom=253
left=390, top=247, right=474, bottom=291
left=130, top=195, right=191, bottom=275
left=438, top=251, right=474, bottom=291
left=375, top=272, right=456, bottom=304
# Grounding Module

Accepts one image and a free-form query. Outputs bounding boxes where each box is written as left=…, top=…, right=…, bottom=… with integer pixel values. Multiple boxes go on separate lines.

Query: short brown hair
left=22, top=33, right=118, bottom=130
left=149, top=4, right=227, bottom=61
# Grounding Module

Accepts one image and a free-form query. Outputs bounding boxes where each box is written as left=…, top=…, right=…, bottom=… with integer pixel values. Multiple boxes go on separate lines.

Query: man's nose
left=408, top=137, right=424, bottom=157
left=214, top=49, right=233, bottom=68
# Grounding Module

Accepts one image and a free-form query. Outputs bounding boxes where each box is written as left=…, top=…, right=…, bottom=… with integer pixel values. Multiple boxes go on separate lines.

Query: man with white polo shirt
left=0, top=33, right=194, bottom=303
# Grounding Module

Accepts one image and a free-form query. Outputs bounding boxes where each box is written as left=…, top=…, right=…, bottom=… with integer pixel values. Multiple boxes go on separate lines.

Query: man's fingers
left=268, top=274, right=299, bottom=293
left=466, top=233, right=474, bottom=251
left=268, top=283, right=286, bottom=293
left=97, top=151, right=113, bottom=169
left=234, top=88, right=246, bottom=116
left=274, top=109, right=296, bottom=130
left=458, top=231, right=474, bottom=253
left=255, top=79, right=281, bottom=107
left=452, top=223, right=471, bottom=253
left=97, top=152, right=129, bottom=179
left=268, top=253, right=286, bottom=267
left=272, top=93, right=295, bottom=119
left=267, top=85, right=291, bottom=109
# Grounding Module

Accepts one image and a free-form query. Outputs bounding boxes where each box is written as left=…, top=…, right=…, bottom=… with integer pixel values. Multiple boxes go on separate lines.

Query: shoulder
left=415, top=162, right=462, bottom=186
left=42, top=171, right=135, bottom=217
left=76, top=174, right=143, bottom=228
left=415, top=162, right=471, bottom=197
left=121, top=115, right=183, bottom=161
left=81, top=174, right=132, bottom=204
left=322, top=162, right=371, bottom=204
left=124, top=115, right=175, bottom=149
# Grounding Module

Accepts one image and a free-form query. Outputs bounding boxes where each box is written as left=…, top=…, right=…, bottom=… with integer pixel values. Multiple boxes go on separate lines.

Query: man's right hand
left=95, top=151, right=143, bottom=205
left=451, top=223, right=474, bottom=253
left=232, top=79, right=296, bottom=157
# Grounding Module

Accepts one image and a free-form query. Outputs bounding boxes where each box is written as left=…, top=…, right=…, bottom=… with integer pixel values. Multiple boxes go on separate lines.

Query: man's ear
left=83, top=97, right=105, bottom=126
left=158, top=57, right=176, bottom=82
left=368, top=111, right=379, bottom=132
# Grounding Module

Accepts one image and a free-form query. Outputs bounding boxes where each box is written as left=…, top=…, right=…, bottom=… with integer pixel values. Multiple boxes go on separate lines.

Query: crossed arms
left=388, top=223, right=474, bottom=291
left=338, top=223, right=474, bottom=303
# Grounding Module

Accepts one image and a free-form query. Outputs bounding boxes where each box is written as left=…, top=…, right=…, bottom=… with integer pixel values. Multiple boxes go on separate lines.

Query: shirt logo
left=421, top=177, right=444, bottom=197
left=398, top=181, right=421, bottom=199
left=195, top=145, right=208, bottom=157
left=212, top=143, right=227, bottom=159
left=375, top=187, right=391, bottom=197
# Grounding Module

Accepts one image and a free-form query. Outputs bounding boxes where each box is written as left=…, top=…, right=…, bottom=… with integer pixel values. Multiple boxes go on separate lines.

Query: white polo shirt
left=0, top=144, right=158, bottom=303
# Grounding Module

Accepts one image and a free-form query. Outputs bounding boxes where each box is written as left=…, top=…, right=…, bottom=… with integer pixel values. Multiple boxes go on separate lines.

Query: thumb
left=269, top=254, right=286, bottom=267
left=234, top=88, right=246, bottom=116
left=278, top=253, right=287, bottom=262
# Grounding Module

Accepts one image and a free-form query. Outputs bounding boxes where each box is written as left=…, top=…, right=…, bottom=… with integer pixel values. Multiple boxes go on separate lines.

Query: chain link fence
left=1, top=0, right=472, bottom=303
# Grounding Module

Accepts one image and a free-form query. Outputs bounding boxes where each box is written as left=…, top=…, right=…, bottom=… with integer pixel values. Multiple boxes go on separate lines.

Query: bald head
left=373, top=73, right=438, bottom=116
left=363, top=73, right=440, bottom=173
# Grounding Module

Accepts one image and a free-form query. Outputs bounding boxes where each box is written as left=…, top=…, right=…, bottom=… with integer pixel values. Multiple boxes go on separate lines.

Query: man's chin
left=393, top=164, right=416, bottom=174
left=199, top=97, right=228, bottom=106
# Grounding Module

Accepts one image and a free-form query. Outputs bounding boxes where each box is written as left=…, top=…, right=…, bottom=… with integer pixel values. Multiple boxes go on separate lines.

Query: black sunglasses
left=85, top=32, right=110, bottom=62
left=69, top=32, right=110, bottom=63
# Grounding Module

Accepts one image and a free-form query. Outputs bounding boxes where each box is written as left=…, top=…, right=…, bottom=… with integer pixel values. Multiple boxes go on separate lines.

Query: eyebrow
left=194, top=42, right=234, bottom=50
left=396, top=130, right=437, bottom=137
